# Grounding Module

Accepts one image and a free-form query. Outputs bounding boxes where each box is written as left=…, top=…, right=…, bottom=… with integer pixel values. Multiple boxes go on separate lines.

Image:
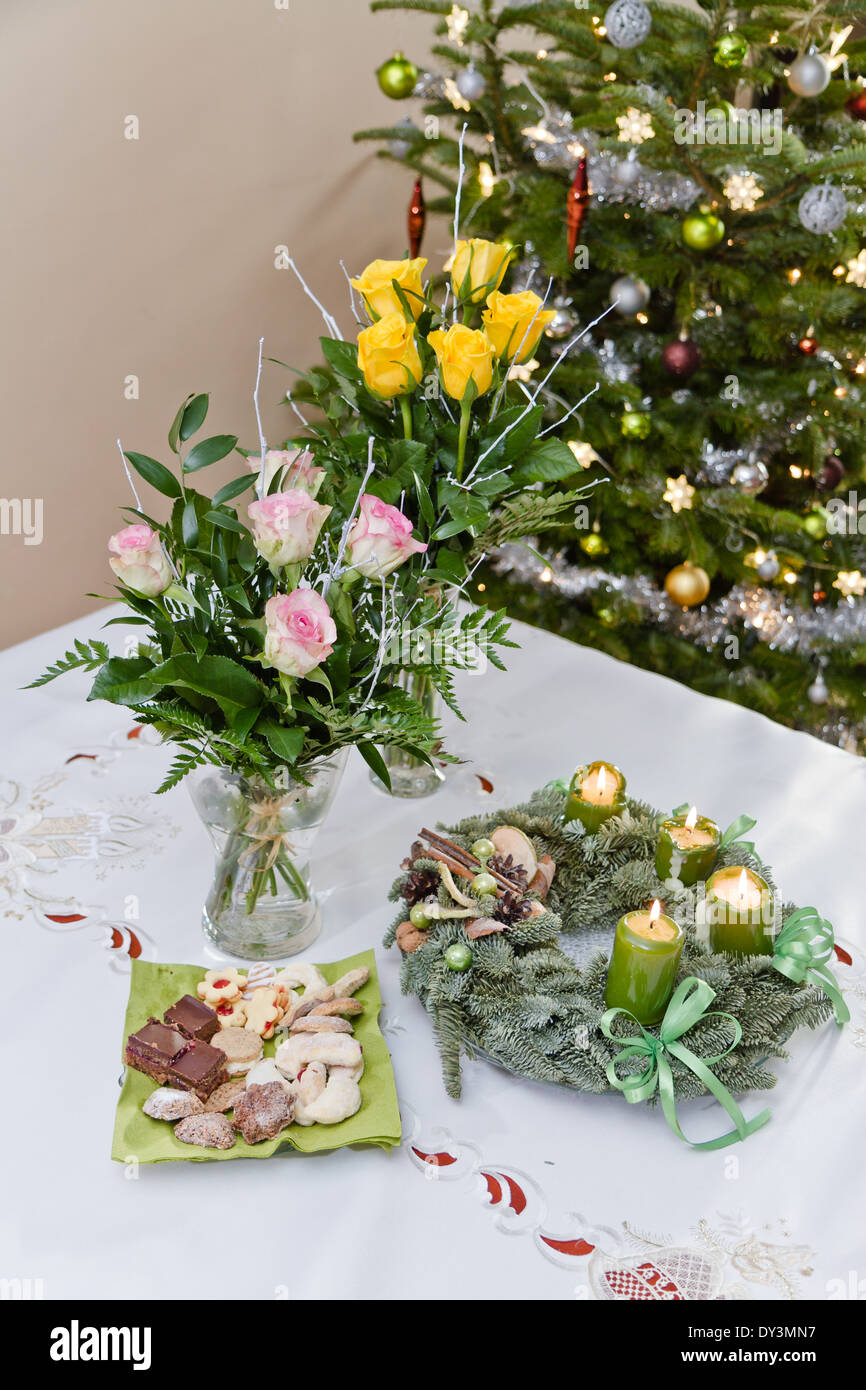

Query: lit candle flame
left=684, top=805, right=697, bottom=831
left=737, top=868, right=748, bottom=903
left=598, top=764, right=608, bottom=796
left=649, top=899, right=661, bottom=924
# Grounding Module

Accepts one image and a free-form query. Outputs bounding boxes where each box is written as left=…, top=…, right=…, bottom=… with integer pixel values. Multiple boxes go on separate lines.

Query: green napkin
left=111, top=949, right=401, bottom=1163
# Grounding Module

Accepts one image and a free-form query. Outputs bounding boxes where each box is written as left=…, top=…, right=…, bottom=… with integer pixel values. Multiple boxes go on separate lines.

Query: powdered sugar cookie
left=196, top=969, right=246, bottom=1006
left=174, top=1113, right=236, bottom=1149
left=274, top=1030, right=362, bottom=1080
left=233, top=1082, right=294, bottom=1144
left=142, top=1087, right=205, bottom=1121
left=244, top=1058, right=293, bottom=1093
left=213, top=1026, right=262, bottom=1075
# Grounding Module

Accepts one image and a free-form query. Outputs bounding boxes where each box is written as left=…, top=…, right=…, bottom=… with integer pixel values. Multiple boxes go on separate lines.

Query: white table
left=3, top=609, right=865, bottom=1301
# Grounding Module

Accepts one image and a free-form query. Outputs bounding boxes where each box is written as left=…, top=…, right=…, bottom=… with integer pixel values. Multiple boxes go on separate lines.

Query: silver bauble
left=730, top=459, right=769, bottom=494
left=456, top=64, right=486, bottom=101
left=798, top=182, right=847, bottom=234
left=612, top=155, right=641, bottom=188
left=604, top=0, right=652, bottom=50
left=609, top=274, right=651, bottom=315
left=388, top=117, right=418, bottom=161
left=545, top=296, right=579, bottom=339
left=756, top=554, right=780, bottom=581
left=788, top=52, right=831, bottom=98
left=807, top=673, right=829, bottom=705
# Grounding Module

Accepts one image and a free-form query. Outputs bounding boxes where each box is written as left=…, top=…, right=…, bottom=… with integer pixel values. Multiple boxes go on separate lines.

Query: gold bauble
left=664, top=561, right=710, bottom=607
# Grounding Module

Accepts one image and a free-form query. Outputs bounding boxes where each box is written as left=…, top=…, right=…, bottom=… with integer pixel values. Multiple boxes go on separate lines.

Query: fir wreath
left=385, top=786, right=840, bottom=1120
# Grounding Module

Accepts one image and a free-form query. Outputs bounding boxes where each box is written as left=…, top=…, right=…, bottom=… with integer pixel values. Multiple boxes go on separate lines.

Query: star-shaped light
left=663, top=474, right=695, bottom=514
left=845, top=250, right=866, bottom=288
left=508, top=357, right=540, bottom=383
left=616, top=107, right=654, bottom=144
left=723, top=172, right=764, bottom=212
left=833, top=569, right=866, bottom=598
left=443, top=77, right=471, bottom=112
left=567, top=441, right=599, bottom=469
left=446, top=4, right=470, bottom=45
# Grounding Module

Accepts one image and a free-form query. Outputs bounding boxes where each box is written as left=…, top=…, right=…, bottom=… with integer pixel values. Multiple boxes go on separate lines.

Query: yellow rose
left=482, top=290, right=557, bottom=363
left=427, top=323, right=495, bottom=402
left=450, top=238, right=514, bottom=305
left=357, top=314, right=423, bottom=399
left=350, top=257, right=427, bottom=321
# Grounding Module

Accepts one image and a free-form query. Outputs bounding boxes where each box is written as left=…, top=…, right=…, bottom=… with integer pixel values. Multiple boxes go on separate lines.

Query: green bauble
left=445, top=942, right=473, bottom=972
left=471, top=837, right=495, bottom=863
left=471, top=871, right=497, bottom=896
left=713, top=32, right=748, bottom=68
left=621, top=409, right=651, bottom=439
left=682, top=210, right=725, bottom=251
left=803, top=510, right=827, bottom=539
left=580, top=531, right=610, bottom=556
left=597, top=605, right=618, bottom=628
left=376, top=51, right=418, bottom=100
left=409, top=904, right=431, bottom=929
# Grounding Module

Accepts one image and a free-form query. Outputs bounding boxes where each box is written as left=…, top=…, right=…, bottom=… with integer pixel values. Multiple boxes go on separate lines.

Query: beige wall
left=0, top=0, right=438, bottom=648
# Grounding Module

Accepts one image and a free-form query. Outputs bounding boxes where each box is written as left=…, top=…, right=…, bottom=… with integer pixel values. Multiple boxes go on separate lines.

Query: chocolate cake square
left=125, top=1020, right=188, bottom=1086
left=167, top=1038, right=227, bottom=1100
left=164, top=994, right=219, bottom=1042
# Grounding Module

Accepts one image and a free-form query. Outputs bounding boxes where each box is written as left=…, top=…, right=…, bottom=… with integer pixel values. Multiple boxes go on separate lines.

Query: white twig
left=323, top=436, right=376, bottom=597
left=117, top=438, right=142, bottom=512
left=339, top=259, right=364, bottom=325
left=253, top=337, right=268, bottom=501
left=285, top=392, right=311, bottom=429
left=285, top=253, right=342, bottom=339
left=538, top=382, right=600, bottom=437
left=490, top=275, right=554, bottom=416
left=451, top=122, right=468, bottom=323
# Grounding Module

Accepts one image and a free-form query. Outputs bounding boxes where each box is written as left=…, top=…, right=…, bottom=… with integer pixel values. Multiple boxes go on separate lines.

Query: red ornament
left=408, top=177, right=426, bottom=258
left=567, top=157, right=589, bottom=262
left=797, top=335, right=819, bottom=355
left=817, top=456, right=845, bottom=491
left=846, top=89, right=866, bottom=122
left=661, top=336, right=702, bottom=380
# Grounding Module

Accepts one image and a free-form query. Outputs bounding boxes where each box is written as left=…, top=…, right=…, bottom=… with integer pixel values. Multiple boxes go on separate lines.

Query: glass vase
left=375, top=669, right=445, bottom=799
left=189, top=751, right=348, bottom=960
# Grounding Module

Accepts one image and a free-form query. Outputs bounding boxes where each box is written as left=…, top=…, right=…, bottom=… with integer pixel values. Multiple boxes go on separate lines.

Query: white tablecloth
left=3, top=609, right=865, bottom=1302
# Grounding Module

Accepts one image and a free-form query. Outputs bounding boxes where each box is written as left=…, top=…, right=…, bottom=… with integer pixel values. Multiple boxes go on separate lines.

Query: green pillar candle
left=705, top=865, right=775, bottom=955
left=564, top=760, right=626, bottom=832
left=604, top=902, right=684, bottom=1026
left=656, top=807, right=720, bottom=886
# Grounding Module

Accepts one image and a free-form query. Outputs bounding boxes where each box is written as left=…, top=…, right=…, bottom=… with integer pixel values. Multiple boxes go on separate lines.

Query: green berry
left=471, top=871, right=497, bottom=897
left=471, top=837, right=496, bottom=863
left=409, top=904, right=431, bottom=929
left=445, top=942, right=473, bottom=972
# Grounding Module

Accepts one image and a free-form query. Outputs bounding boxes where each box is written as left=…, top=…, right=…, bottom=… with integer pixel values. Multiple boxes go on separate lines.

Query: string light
left=787, top=268, right=802, bottom=284
left=844, top=250, right=866, bottom=288
left=723, top=172, right=764, bottom=211
left=663, top=475, right=695, bottom=513
left=834, top=570, right=866, bottom=598
left=443, top=77, right=471, bottom=112
left=567, top=441, right=599, bottom=468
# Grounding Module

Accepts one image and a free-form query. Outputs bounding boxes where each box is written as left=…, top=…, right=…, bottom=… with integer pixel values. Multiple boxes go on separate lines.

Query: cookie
left=213, top=1026, right=263, bottom=1075
left=330, top=966, right=370, bottom=997
left=204, top=1079, right=247, bottom=1113
left=310, top=997, right=363, bottom=1018
left=215, top=999, right=246, bottom=1029
left=244, top=1058, right=294, bottom=1092
left=233, top=1082, right=295, bottom=1144
left=274, top=1030, right=362, bottom=1080
left=243, top=962, right=277, bottom=992
left=289, top=1015, right=353, bottom=1034
left=243, top=987, right=283, bottom=1039
left=142, top=1087, right=205, bottom=1121
left=174, top=1113, right=236, bottom=1150
left=196, top=969, right=246, bottom=1006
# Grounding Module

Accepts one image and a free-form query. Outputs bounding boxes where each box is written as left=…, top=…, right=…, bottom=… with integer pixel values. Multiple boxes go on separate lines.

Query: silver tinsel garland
left=492, top=543, right=866, bottom=751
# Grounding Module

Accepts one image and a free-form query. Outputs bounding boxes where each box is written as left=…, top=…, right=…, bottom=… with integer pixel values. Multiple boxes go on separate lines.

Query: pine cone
left=400, top=866, right=439, bottom=906
left=488, top=854, right=529, bottom=892
left=493, top=891, right=532, bottom=927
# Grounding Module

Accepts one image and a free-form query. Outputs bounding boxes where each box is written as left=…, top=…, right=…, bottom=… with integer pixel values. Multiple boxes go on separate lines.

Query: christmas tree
left=356, top=1, right=866, bottom=748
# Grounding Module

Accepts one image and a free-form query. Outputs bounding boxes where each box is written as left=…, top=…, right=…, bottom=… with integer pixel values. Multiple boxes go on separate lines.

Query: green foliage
left=385, top=784, right=835, bottom=1104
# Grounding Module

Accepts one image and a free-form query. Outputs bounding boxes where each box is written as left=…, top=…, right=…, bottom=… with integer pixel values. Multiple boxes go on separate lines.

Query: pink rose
left=347, top=494, right=427, bottom=580
left=246, top=448, right=325, bottom=497
left=108, top=523, right=172, bottom=597
left=264, top=589, right=337, bottom=678
left=247, top=490, right=332, bottom=568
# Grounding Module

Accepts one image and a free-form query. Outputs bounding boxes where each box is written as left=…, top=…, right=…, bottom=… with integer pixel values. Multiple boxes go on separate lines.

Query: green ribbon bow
left=718, top=812, right=762, bottom=866
left=547, top=777, right=570, bottom=796
left=600, top=977, right=772, bottom=1150
left=772, top=907, right=850, bottom=1025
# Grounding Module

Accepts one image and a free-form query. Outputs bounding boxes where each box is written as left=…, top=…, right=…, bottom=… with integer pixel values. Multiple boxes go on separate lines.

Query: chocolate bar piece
left=125, top=1019, right=188, bottom=1086
left=167, top=1038, right=227, bottom=1100
left=164, top=994, right=219, bottom=1042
